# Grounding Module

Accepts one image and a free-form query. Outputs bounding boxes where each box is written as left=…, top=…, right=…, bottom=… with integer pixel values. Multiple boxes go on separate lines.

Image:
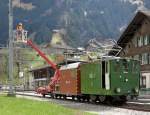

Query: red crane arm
left=27, top=40, right=60, bottom=93
left=27, top=40, right=57, bottom=70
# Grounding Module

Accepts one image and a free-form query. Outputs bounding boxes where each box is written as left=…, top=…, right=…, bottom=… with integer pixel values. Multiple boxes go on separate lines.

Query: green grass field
left=0, top=95, right=92, bottom=115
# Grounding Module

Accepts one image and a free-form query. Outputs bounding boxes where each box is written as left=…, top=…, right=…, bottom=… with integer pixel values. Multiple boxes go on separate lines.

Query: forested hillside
left=0, top=0, right=149, bottom=47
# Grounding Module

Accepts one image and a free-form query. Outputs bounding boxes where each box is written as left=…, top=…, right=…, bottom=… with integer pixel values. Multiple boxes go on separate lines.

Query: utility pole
left=8, top=0, right=15, bottom=96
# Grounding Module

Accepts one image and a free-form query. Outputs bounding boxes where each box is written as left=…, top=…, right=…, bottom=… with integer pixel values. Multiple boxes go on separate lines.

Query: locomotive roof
left=102, top=56, right=120, bottom=60
left=101, top=56, right=139, bottom=61
left=59, top=57, right=139, bottom=71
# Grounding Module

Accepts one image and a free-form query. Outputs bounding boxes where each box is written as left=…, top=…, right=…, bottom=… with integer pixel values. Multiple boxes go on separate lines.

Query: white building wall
left=142, top=72, right=150, bottom=89
left=28, top=73, right=34, bottom=90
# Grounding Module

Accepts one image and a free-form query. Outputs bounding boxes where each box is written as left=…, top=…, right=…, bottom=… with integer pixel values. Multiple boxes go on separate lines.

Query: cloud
left=120, top=0, right=144, bottom=5
left=119, top=24, right=127, bottom=32
left=42, top=8, right=52, bottom=17
left=12, top=0, right=36, bottom=11
left=120, top=0, right=147, bottom=12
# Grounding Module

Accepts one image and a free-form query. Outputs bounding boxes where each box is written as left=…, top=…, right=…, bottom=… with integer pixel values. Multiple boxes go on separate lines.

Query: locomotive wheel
left=99, top=96, right=106, bottom=103
left=79, top=96, right=85, bottom=102
left=77, top=96, right=81, bottom=102
left=90, top=95, right=97, bottom=102
left=119, top=96, right=127, bottom=104
left=86, top=96, right=90, bottom=102
left=105, top=96, right=113, bottom=105
left=72, top=96, right=75, bottom=101
left=50, top=93, right=54, bottom=99
left=110, top=96, right=122, bottom=105
left=58, top=95, right=62, bottom=99
left=55, top=94, right=58, bottom=99
left=42, top=94, right=46, bottom=98
left=63, top=95, right=67, bottom=100
left=58, top=95, right=61, bottom=99
left=82, top=96, right=87, bottom=102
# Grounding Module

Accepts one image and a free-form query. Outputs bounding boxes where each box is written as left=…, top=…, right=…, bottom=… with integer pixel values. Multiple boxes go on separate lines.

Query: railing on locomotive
left=13, top=29, right=28, bottom=43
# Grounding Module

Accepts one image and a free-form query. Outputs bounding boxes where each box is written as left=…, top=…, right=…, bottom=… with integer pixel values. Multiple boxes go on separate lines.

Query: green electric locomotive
left=80, top=57, right=140, bottom=103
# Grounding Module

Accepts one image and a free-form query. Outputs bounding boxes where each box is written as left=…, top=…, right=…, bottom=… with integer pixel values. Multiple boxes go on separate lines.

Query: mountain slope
left=0, top=0, right=149, bottom=47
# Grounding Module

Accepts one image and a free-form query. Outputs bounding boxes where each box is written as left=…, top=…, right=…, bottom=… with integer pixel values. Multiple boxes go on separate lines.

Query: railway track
left=15, top=92, right=150, bottom=112
left=120, top=103, right=150, bottom=112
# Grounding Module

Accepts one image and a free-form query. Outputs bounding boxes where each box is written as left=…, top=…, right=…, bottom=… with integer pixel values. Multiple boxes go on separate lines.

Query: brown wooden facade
left=117, top=11, right=150, bottom=89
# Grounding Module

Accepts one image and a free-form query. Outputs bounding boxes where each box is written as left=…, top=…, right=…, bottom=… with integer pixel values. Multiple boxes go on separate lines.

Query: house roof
left=29, top=65, right=51, bottom=72
left=117, top=11, right=150, bottom=48
left=29, top=59, right=86, bottom=72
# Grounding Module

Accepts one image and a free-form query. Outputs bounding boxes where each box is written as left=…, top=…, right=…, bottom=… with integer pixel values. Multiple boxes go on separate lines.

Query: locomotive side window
left=102, top=61, right=105, bottom=89
left=141, top=76, right=146, bottom=88
left=114, top=61, right=120, bottom=72
left=105, top=61, right=108, bottom=73
left=105, top=61, right=110, bottom=90
left=122, top=59, right=129, bottom=72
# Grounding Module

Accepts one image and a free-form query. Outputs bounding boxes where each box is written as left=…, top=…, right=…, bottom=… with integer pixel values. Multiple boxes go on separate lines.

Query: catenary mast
left=8, top=0, right=15, bottom=96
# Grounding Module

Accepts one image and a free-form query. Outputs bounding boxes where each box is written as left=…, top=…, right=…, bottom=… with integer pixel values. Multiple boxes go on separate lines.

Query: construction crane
left=14, top=23, right=60, bottom=95
left=27, top=40, right=60, bottom=95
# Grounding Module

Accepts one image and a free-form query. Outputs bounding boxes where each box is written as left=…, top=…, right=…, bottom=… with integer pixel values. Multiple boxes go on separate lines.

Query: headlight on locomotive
left=134, top=87, right=139, bottom=93
left=116, top=88, right=121, bottom=93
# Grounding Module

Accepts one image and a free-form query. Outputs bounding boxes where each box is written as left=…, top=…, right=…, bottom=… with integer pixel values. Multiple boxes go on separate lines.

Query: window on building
left=39, top=71, right=42, bottom=78
left=146, top=53, right=149, bottom=64
left=134, top=55, right=139, bottom=60
left=142, top=53, right=148, bottom=65
left=148, top=35, right=150, bottom=44
left=144, top=35, right=148, bottom=45
left=139, top=54, right=142, bottom=64
left=142, top=54, right=144, bottom=65
left=141, top=76, right=146, bottom=88
left=122, top=51, right=125, bottom=55
left=34, top=72, right=38, bottom=79
left=137, top=36, right=144, bottom=47
left=148, top=53, right=150, bottom=64
left=141, top=36, right=144, bottom=46
left=136, top=37, right=138, bottom=47
left=128, top=44, right=131, bottom=48
left=137, top=37, right=140, bottom=47
left=131, top=37, right=137, bottom=47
